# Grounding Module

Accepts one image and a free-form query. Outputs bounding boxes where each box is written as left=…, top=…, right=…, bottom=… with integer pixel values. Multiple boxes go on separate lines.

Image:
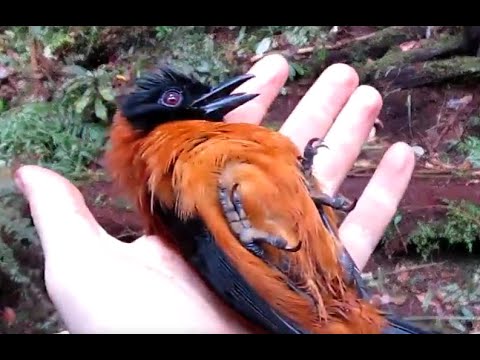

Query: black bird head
left=120, top=66, right=259, bottom=133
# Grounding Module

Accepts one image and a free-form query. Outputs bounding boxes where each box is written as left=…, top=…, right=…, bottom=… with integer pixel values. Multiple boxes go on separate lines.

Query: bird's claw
left=316, top=206, right=370, bottom=299
left=312, top=192, right=358, bottom=214
left=339, top=248, right=371, bottom=299
left=300, top=137, right=329, bottom=178
left=218, top=183, right=302, bottom=259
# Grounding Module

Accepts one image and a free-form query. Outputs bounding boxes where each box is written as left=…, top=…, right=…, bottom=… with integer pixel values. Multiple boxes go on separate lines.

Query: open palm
left=15, top=54, right=415, bottom=334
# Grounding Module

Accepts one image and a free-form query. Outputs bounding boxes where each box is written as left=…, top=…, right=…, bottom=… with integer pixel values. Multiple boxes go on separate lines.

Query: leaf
left=447, top=95, right=473, bottom=110
left=412, top=145, right=426, bottom=157
left=0, top=65, right=12, bottom=80
left=399, top=40, right=421, bottom=51
left=315, top=48, right=328, bottom=62
left=62, top=65, right=88, bottom=76
left=255, top=37, right=272, bottom=56
left=379, top=294, right=407, bottom=305
left=288, top=64, right=296, bottom=80
left=74, top=88, right=93, bottom=114
left=0, top=99, right=7, bottom=113
left=461, top=307, right=475, bottom=319
left=2, top=307, right=16, bottom=326
left=443, top=283, right=460, bottom=292
left=29, top=26, right=43, bottom=38
left=448, top=318, right=466, bottom=332
left=98, top=86, right=115, bottom=102
left=397, top=271, right=409, bottom=284
left=82, top=123, right=106, bottom=145
left=64, top=79, right=88, bottom=96
left=235, top=26, right=247, bottom=46
left=394, top=213, right=403, bottom=226
left=196, top=61, right=211, bottom=73
left=419, top=289, right=434, bottom=311
left=94, top=97, right=108, bottom=121
left=290, top=62, right=305, bottom=76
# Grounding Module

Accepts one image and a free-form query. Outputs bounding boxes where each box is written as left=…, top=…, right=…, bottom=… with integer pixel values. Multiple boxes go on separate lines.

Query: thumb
left=14, top=165, right=107, bottom=264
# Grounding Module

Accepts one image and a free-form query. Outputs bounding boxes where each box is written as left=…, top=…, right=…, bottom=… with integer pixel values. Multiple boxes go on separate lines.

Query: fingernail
left=390, top=142, right=415, bottom=173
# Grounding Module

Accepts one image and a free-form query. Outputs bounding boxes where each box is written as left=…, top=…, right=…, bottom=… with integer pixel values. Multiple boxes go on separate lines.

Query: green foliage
left=0, top=183, right=36, bottom=286
left=288, top=61, right=310, bottom=80
left=0, top=102, right=107, bottom=181
left=0, top=98, right=8, bottom=113
left=0, top=27, right=32, bottom=64
left=28, top=26, right=75, bottom=54
left=148, top=26, right=331, bottom=85
left=0, top=177, right=61, bottom=334
left=420, top=267, right=480, bottom=333
left=282, top=26, right=328, bottom=47
left=382, top=211, right=404, bottom=245
left=408, top=200, right=480, bottom=260
left=155, top=26, right=174, bottom=41
left=457, top=135, right=480, bottom=168
left=56, top=64, right=118, bottom=123
left=233, top=26, right=283, bottom=53
left=407, top=222, right=442, bottom=260
left=154, top=27, right=234, bottom=84
left=233, top=26, right=329, bottom=56
left=3, top=26, right=101, bottom=58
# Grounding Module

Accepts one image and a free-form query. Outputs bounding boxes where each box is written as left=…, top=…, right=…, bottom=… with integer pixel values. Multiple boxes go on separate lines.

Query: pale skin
left=14, top=55, right=415, bottom=334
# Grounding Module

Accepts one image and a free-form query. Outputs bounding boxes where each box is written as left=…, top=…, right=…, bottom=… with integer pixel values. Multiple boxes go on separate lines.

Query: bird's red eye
left=161, top=90, right=182, bottom=107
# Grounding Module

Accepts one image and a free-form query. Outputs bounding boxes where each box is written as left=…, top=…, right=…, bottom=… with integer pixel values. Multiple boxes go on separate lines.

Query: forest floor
left=2, top=26, right=480, bottom=333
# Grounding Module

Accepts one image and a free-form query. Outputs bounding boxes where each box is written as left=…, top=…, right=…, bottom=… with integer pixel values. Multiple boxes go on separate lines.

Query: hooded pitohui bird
left=105, top=65, right=433, bottom=334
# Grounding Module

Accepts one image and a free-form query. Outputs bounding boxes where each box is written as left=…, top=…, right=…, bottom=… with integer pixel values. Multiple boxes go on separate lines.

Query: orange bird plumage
left=105, top=65, right=433, bottom=334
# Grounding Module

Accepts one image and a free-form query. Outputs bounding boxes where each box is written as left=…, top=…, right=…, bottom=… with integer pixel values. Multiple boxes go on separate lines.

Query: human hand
left=14, top=54, right=415, bottom=334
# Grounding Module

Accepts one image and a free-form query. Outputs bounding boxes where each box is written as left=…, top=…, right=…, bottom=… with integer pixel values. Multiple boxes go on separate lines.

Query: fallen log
left=359, top=55, right=480, bottom=91
left=301, top=26, right=428, bottom=77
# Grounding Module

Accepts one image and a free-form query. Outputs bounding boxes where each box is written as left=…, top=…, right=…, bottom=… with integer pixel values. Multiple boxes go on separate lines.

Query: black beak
left=191, top=73, right=259, bottom=120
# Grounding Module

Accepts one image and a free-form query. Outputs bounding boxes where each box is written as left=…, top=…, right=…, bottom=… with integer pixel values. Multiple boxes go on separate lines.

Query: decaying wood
left=298, top=26, right=429, bottom=79
left=360, top=55, right=480, bottom=91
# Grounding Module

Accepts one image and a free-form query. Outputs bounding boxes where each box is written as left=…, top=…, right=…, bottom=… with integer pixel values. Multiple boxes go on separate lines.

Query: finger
left=14, top=165, right=109, bottom=264
left=279, top=63, right=359, bottom=151
left=312, top=85, right=383, bottom=195
left=225, top=54, right=289, bottom=125
left=338, top=142, right=416, bottom=270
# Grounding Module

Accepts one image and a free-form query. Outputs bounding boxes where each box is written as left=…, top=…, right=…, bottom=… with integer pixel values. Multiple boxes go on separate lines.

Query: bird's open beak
left=191, top=73, right=259, bottom=120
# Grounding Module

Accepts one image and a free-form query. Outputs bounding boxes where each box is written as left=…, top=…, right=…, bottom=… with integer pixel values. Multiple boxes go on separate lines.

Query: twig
left=297, top=47, right=314, bottom=54
left=384, top=262, right=445, bottom=276
left=400, top=204, right=449, bottom=212
left=406, top=92, right=413, bottom=139
left=326, top=31, right=380, bottom=50
left=347, top=165, right=480, bottom=179
left=347, top=170, right=456, bottom=178
left=431, top=113, right=461, bottom=151
left=250, top=50, right=291, bottom=63
left=249, top=29, right=382, bottom=63
left=404, top=315, right=480, bottom=321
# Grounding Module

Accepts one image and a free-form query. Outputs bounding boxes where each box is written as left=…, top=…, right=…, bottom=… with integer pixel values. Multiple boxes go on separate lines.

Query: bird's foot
left=299, top=137, right=357, bottom=214
left=339, top=248, right=371, bottom=299
left=298, top=137, right=328, bottom=180
left=218, top=183, right=302, bottom=259
left=315, top=200, right=370, bottom=299
left=311, top=192, right=358, bottom=213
